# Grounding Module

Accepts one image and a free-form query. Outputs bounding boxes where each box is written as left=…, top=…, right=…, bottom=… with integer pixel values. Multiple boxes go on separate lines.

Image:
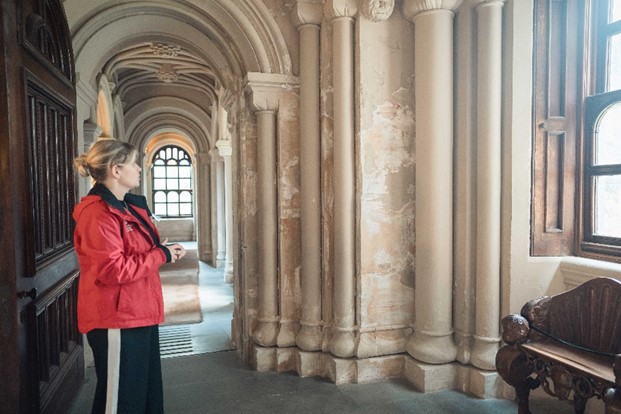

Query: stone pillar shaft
left=197, top=152, right=212, bottom=263
left=329, top=14, right=357, bottom=359
left=404, top=2, right=460, bottom=364
left=254, top=110, right=279, bottom=346
left=295, top=19, right=323, bottom=351
left=215, top=159, right=226, bottom=265
left=217, top=139, right=234, bottom=283
left=472, top=0, right=504, bottom=370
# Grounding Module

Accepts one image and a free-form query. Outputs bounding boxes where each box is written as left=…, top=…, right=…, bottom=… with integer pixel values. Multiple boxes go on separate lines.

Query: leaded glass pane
left=608, top=33, right=621, bottom=91
left=594, top=175, right=621, bottom=237
left=594, top=102, right=621, bottom=165
left=180, top=203, right=192, bottom=215
left=168, top=204, right=179, bottom=216
left=153, top=179, right=166, bottom=190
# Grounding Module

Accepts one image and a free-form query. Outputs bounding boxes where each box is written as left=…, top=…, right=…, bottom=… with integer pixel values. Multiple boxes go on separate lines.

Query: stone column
left=328, top=0, right=358, bottom=359
left=292, top=1, right=323, bottom=352
left=403, top=0, right=462, bottom=364
left=214, top=152, right=226, bottom=267
left=196, top=152, right=212, bottom=263
left=472, top=0, right=505, bottom=371
left=245, top=74, right=282, bottom=347
left=216, top=139, right=234, bottom=284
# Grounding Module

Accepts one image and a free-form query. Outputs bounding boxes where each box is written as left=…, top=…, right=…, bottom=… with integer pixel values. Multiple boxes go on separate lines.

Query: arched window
left=152, top=145, right=193, bottom=218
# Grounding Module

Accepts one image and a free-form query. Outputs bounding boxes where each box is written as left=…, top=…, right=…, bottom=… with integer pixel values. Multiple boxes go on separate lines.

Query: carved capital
left=473, top=0, right=506, bottom=9
left=220, top=89, right=237, bottom=111
left=402, top=0, right=463, bottom=21
left=361, top=0, right=395, bottom=22
left=83, top=121, right=103, bottom=145
left=244, top=72, right=298, bottom=112
left=328, top=0, right=359, bottom=19
left=291, top=1, right=323, bottom=27
left=215, top=139, right=232, bottom=157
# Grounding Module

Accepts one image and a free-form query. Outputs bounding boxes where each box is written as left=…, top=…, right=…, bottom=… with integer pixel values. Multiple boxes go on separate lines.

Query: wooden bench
left=496, top=277, right=621, bottom=414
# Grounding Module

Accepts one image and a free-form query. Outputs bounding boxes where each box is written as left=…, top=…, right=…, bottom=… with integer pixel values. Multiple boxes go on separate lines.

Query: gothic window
left=151, top=145, right=193, bottom=218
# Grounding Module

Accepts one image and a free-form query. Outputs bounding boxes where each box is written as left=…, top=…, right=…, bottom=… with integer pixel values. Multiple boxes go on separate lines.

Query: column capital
left=402, top=0, right=462, bottom=21
left=328, top=0, right=359, bottom=19
left=244, top=72, right=298, bottom=112
left=291, top=1, right=323, bottom=27
left=219, top=89, right=237, bottom=111
left=208, top=147, right=222, bottom=161
left=361, top=0, right=395, bottom=22
left=215, top=139, right=232, bottom=157
left=82, top=121, right=103, bottom=146
left=473, top=0, right=505, bottom=10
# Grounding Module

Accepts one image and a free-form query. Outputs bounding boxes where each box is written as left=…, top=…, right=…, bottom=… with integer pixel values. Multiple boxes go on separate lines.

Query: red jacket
left=73, top=184, right=171, bottom=333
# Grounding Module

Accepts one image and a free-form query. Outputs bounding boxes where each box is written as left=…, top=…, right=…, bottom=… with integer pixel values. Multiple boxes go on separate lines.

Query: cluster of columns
left=249, top=0, right=506, bottom=372
left=401, top=0, right=505, bottom=369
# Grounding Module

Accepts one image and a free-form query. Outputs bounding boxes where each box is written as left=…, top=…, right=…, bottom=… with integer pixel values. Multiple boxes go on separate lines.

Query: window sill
left=560, top=256, right=621, bottom=289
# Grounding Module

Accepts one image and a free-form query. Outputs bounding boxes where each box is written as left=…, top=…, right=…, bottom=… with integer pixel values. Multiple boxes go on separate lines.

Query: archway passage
left=67, top=0, right=294, bottom=366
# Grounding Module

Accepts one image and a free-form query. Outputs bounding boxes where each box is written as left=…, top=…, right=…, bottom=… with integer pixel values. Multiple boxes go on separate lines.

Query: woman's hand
left=162, top=238, right=187, bottom=263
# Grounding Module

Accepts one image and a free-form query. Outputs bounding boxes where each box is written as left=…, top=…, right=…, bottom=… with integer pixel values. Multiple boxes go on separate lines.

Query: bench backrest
left=521, top=277, right=621, bottom=354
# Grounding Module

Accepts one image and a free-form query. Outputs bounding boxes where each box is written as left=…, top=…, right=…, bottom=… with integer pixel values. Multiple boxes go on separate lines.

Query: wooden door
left=0, top=0, right=83, bottom=413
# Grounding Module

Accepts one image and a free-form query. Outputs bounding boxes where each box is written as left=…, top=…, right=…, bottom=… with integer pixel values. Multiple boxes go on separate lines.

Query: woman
left=73, top=138, right=186, bottom=414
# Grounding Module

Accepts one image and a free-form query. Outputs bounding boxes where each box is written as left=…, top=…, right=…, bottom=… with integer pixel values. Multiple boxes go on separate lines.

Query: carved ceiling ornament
left=361, top=0, right=395, bottom=22
left=150, top=43, right=181, bottom=58
left=156, top=63, right=178, bottom=83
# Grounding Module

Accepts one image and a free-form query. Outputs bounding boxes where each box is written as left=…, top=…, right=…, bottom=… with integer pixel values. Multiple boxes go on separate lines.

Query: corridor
left=67, top=254, right=570, bottom=414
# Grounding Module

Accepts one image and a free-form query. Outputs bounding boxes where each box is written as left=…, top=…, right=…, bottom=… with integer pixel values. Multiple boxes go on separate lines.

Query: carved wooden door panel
left=0, top=0, right=83, bottom=413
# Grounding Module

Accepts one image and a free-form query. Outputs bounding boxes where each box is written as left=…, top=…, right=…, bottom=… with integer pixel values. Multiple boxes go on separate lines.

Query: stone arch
left=70, top=0, right=292, bottom=91
left=124, top=97, right=211, bottom=153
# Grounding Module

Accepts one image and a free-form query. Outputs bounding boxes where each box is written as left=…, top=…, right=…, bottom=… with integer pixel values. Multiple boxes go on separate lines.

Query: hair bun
left=73, top=154, right=91, bottom=177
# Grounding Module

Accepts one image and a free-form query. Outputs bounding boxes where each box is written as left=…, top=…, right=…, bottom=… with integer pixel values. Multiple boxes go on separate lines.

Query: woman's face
left=116, top=156, right=141, bottom=190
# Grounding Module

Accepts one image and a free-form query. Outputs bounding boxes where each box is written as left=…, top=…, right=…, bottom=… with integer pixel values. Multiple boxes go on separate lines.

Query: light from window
left=594, top=175, right=621, bottom=238
left=151, top=145, right=193, bottom=218
left=612, top=0, right=621, bottom=23
left=608, top=33, right=621, bottom=91
left=594, top=103, right=621, bottom=165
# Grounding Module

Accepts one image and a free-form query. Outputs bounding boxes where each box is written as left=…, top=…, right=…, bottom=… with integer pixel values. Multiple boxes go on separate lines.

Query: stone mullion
left=472, top=0, right=505, bottom=370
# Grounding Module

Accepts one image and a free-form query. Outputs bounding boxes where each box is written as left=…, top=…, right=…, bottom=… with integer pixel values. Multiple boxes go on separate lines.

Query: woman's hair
left=74, top=138, right=138, bottom=182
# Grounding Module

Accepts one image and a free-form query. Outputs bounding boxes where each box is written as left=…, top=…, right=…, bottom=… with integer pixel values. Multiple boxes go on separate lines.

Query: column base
left=407, top=331, right=457, bottom=364
left=224, top=270, right=234, bottom=284
left=328, top=329, right=357, bottom=358
left=253, top=320, right=279, bottom=347
left=296, top=324, right=323, bottom=351
left=404, top=356, right=457, bottom=392
left=277, top=320, right=299, bottom=347
left=253, top=344, right=506, bottom=398
left=471, top=336, right=500, bottom=370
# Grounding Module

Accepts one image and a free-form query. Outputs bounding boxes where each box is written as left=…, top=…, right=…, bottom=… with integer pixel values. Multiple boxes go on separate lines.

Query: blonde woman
left=73, top=138, right=185, bottom=414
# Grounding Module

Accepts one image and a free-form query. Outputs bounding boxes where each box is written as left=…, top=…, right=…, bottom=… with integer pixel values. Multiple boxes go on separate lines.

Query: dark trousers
left=87, top=325, right=163, bottom=414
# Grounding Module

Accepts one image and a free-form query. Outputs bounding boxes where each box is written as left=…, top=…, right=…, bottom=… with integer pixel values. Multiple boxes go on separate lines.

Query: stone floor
left=68, top=243, right=576, bottom=413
